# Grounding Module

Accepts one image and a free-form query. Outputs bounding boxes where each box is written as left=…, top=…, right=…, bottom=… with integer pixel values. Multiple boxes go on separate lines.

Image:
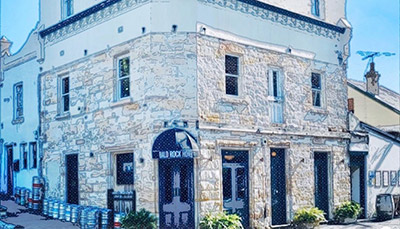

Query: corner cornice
left=199, top=0, right=346, bottom=39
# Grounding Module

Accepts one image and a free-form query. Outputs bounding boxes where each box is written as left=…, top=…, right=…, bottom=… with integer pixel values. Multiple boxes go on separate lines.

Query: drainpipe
left=37, top=70, right=43, bottom=178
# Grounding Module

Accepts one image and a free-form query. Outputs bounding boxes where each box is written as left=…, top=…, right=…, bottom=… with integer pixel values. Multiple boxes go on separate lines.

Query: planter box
left=295, top=222, right=320, bottom=229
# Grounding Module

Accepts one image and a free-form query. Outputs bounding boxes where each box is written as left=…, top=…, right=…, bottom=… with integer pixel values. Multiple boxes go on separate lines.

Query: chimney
left=364, top=62, right=380, bottom=95
left=1, top=36, right=11, bottom=57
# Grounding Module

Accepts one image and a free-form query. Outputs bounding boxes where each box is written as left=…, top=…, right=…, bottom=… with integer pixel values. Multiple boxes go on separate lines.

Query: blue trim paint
left=39, top=0, right=122, bottom=38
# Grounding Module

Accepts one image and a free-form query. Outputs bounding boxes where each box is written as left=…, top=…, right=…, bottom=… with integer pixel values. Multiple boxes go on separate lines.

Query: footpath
left=0, top=200, right=78, bottom=229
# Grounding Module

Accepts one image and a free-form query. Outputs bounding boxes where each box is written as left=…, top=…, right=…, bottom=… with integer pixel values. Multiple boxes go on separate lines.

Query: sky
left=0, top=0, right=399, bottom=92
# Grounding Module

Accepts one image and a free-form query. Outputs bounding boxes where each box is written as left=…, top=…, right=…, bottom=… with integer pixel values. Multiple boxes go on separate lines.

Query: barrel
left=20, top=188, right=26, bottom=206
left=80, top=207, right=90, bottom=228
left=52, top=201, right=60, bottom=219
left=32, top=176, right=42, bottom=210
left=48, top=199, right=54, bottom=218
left=65, top=204, right=72, bottom=222
left=42, top=199, right=49, bottom=216
left=59, top=202, right=66, bottom=220
left=0, top=205, right=7, bottom=219
left=27, top=190, right=33, bottom=209
left=87, top=208, right=99, bottom=228
left=71, top=205, right=80, bottom=224
left=113, top=212, right=125, bottom=229
left=100, top=209, right=111, bottom=229
left=14, top=187, right=20, bottom=204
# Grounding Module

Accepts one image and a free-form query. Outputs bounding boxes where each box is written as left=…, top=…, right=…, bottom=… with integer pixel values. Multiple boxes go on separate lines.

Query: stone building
left=0, top=32, right=41, bottom=197
left=36, top=0, right=351, bottom=227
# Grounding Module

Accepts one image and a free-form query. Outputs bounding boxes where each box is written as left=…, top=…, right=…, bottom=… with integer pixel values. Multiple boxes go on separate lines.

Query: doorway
left=350, top=154, right=366, bottom=218
left=6, top=146, right=13, bottom=196
left=66, top=154, right=79, bottom=204
left=222, top=150, right=249, bottom=227
left=270, top=148, right=286, bottom=225
left=159, top=159, right=194, bottom=228
left=314, top=152, right=329, bottom=219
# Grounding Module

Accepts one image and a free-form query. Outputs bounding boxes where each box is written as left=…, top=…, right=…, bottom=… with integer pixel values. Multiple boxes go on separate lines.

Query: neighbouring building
left=3, top=0, right=353, bottom=227
left=0, top=31, right=41, bottom=198
left=348, top=67, right=400, bottom=219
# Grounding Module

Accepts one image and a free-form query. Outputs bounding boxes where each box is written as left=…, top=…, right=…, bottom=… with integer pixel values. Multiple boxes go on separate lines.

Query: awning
left=152, top=128, right=199, bottom=159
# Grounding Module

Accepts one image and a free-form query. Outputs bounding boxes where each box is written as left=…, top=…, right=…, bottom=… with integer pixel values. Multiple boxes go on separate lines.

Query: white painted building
left=0, top=30, right=41, bottom=197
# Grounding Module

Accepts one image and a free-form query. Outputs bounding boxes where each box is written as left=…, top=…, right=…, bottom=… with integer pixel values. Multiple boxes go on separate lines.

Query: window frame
left=311, top=72, right=323, bottom=107
left=29, top=142, right=38, bottom=169
left=311, top=0, right=320, bottom=17
left=13, top=82, right=24, bottom=121
left=58, top=74, right=70, bottom=114
left=61, top=0, right=74, bottom=19
left=225, top=54, right=240, bottom=96
left=116, top=54, right=131, bottom=101
left=20, top=143, right=28, bottom=170
left=268, top=69, right=284, bottom=124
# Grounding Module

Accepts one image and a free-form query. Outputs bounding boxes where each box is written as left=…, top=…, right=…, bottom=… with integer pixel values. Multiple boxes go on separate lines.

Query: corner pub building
left=33, top=0, right=352, bottom=227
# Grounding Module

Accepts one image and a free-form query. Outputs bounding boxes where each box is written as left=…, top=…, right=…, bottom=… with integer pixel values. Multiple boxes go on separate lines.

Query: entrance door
left=6, top=146, right=13, bottom=196
left=270, top=148, right=286, bottom=225
left=222, top=150, right=249, bottom=227
left=350, top=155, right=366, bottom=218
left=159, top=159, right=194, bottom=229
left=66, top=154, right=79, bottom=204
left=314, top=152, right=329, bottom=218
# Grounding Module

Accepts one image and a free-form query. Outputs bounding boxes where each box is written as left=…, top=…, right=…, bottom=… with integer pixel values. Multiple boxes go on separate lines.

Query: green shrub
left=121, top=208, right=157, bottom=229
left=199, top=212, right=243, bottom=229
left=333, top=201, right=362, bottom=221
left=293, top=207, right=326, bottom=225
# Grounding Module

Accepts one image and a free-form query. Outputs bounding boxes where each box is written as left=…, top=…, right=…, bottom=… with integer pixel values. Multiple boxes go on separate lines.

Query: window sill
left=309, top=107, right=328, bottom=115
left=12, top=117, right=24, bottom=125
left=55, top=112, right=71, bottom=120
left=110, top=97, right=134, bottom=108
left=220, top=95, right=248, bottom=105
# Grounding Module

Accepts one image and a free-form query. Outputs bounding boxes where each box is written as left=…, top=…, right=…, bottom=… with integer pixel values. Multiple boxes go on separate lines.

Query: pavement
left=0, top=200, right=78, bottom=229
left=320, top=218, right=400, bottom=229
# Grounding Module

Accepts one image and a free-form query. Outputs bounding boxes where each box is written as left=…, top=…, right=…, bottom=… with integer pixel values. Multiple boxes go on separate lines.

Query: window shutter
left=277, top=72, right=283, bottom=99
left=268, top=70, right=273, bottom=96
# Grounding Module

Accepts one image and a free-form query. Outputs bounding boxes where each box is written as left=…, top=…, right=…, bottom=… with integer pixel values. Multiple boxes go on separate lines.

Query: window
left=116, top=153, right=134, bottom=185
left=59, top=75, right=70, bottom=113
left=311, top=73, right=322, bottom=107
left=268, top=70, right=283, bottom=99
left=117, top=56, right=130, bottom=99
left=20, top=144, right=27, bottom=170
left=269, top=70, right=284, bottom=123
left=62, top=0, right=73, bottom=19
left=311, top=0, right=320, bottom=17
left=225, top=55, right=239, bottom=96
left=29, top=142, right=37, bottom=169
left=13, top=82, right=23, bottom=120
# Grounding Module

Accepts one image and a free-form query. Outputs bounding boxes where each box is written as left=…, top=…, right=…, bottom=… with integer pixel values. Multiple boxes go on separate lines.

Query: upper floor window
left=311, top=73, right=322, bottom=107
left=62, top=0, right=74, bottom=19
left=13, top=82, right=23, bottom=120
left=268, top=70, right=284, bottom=123
left=311, top=0, right=320, bottom=17
left=225, top=55, right=239, bottom=96
left=30, top=142, right=37, bottom=169
left=20, top=143, right=28, bottom=170
left=268, top=70, right=283, bottom=99
left=59, top=75, right=70, bottom=113
left=117, top=56, right=130, bottom=99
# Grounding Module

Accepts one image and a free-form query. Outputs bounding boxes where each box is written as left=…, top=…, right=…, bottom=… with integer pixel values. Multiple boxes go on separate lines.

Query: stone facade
left=40, top=31, right=350, bottom=227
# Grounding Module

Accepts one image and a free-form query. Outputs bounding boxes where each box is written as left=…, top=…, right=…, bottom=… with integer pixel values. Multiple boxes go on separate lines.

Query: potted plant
left=292, top=207, right=326, bottom=229
left=200, top=211, right=243, bottom=229
left=333, top=201, right=362, bottom=224
left=121, top=208, right=158, bottom=229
